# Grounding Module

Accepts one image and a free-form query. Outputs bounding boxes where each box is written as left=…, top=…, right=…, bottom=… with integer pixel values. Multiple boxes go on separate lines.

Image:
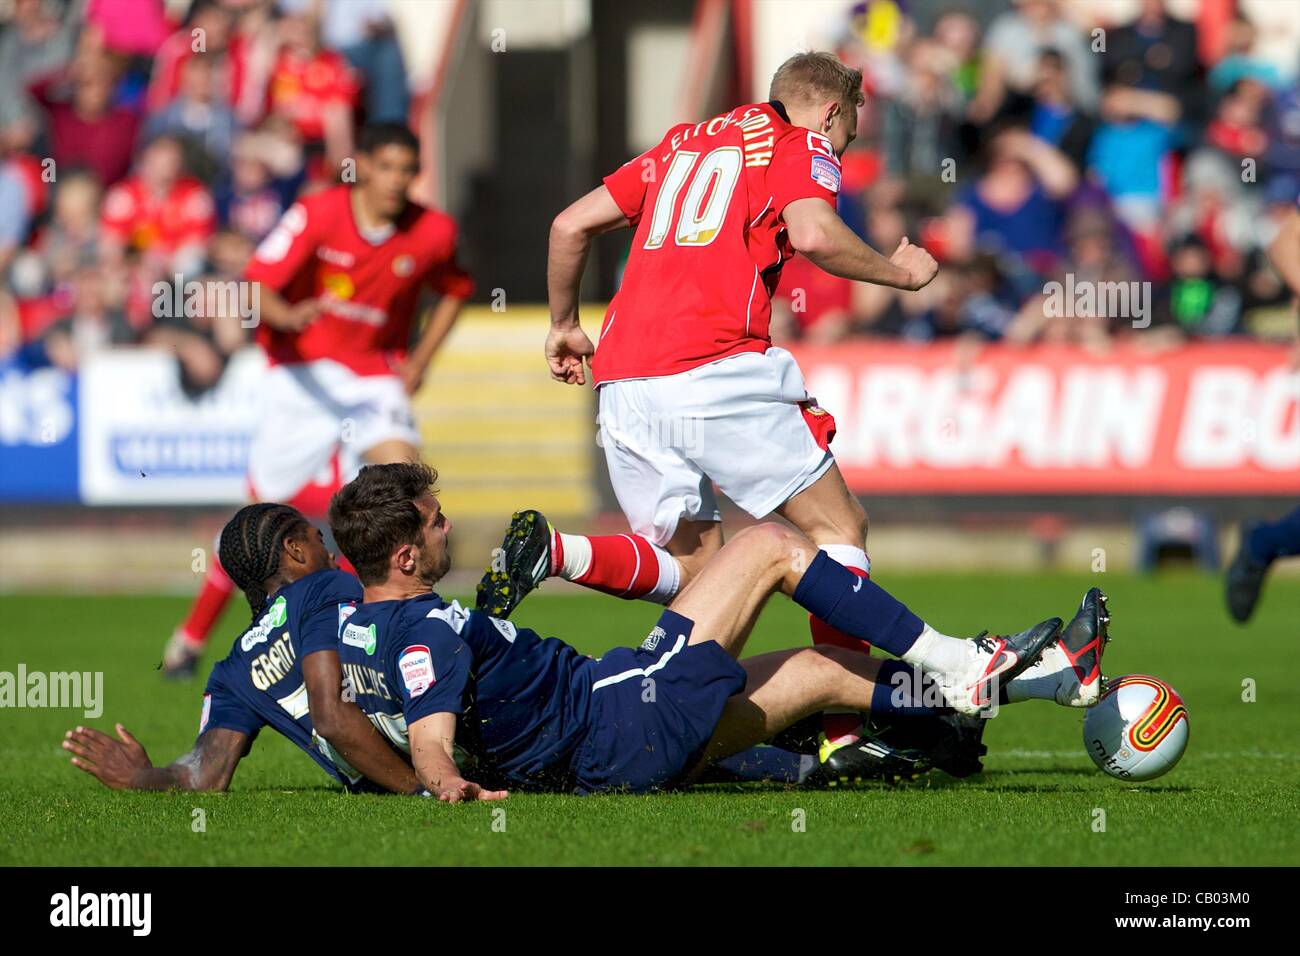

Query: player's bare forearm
left=547, top=185, right=629, bottom=329
left=303, top=650, right=422, bottom=794
left=547, top=218, right=594, bottom=330
left=784, top=198, right=936, bottom=291
left=253, top=285, right=321, bottom=332
left=408, top=712, right=507, bottom=802
left=403, top=295, right=465, bottom=393
left=63, top=724, right=248, bottom=792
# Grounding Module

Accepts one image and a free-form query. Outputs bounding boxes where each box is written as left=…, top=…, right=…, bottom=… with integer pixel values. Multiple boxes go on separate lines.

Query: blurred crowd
left=3, top=0, right=1298, bottom=387
left=772, top=0, right=1300, bottom=350
left=0, top=0, right=410, bottom=391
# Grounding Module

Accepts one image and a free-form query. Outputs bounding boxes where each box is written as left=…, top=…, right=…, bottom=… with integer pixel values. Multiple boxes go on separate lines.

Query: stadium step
left=415, top=309, right=597, bottom=521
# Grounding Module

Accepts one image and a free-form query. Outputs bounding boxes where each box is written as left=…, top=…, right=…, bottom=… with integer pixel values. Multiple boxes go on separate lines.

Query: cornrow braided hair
left=218, top=503, right=307, bottom=620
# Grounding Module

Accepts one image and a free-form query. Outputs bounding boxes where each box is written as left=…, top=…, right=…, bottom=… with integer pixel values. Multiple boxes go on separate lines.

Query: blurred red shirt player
left=163, top=123, right=472, bottom=677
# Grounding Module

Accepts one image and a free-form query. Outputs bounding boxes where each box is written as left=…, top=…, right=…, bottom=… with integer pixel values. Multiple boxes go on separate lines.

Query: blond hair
left=768, top=52, right=865, bottom=111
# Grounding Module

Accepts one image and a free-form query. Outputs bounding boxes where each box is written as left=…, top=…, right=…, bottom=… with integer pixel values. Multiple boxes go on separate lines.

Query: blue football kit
left=199, top=569, right=375, bottom=791
left=336, top=593, right=748, bottom=794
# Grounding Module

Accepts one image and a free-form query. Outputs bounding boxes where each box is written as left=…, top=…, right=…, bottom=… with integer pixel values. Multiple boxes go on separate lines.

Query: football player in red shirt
left=162, top=123, right=472, bottom=677
left=100, top=135, right=216, bottom=274
left=483, top=53, right=1103, bottom=765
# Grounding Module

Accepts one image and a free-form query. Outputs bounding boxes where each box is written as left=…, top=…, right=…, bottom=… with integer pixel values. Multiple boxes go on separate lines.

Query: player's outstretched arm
left=302, top=649, right=424, bottom=794
left=407, top=712, right=507, bottom=803
left=546, top=185, right=628, bottom=385
left=784, top=197, right=938, bottom=292
left=63, top=724, right=250, bottom=792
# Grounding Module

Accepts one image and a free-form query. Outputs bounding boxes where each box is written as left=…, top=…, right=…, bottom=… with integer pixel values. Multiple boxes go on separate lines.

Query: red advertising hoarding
left=791, top=341, right=1299, bottom=495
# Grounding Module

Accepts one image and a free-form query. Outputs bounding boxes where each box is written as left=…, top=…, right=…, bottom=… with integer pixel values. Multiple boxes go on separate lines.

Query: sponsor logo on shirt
left=342, top=621, right=378, bottom=655
left=489, top=617, right=517, bottom=643
left=337, top=601, right=357, bottom=637
left=240, top=595, right=287, bottom=652
left=640, top=626, right=666, bottom=653
left=810, top=155, right=841, bottom=193
left=321, top=271, right=355, bottom=299
left=398, top=644, right=435, bottom=696
left=317, top=246, right=356, bottom=267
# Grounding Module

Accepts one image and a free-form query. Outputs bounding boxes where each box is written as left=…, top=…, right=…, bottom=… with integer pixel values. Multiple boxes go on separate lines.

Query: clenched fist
left=545, top=324, right=595, bottom=386
left=890, top=236, right=939, bottom=292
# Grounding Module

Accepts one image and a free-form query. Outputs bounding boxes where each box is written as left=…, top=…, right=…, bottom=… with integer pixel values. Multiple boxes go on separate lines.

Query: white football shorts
left=247, top=358, right=420, bottom=503
left=597, top=347, right=833, bottom=547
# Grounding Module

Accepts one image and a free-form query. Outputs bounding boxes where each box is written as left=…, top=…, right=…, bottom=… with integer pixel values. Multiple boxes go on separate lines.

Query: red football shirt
left=246, top=185, right=473, bottom=376
left=592, top=101, right=841, bottom=385
left=267, top=49, right=359, bottom=143
left=100, top=176, right=216, bottom=254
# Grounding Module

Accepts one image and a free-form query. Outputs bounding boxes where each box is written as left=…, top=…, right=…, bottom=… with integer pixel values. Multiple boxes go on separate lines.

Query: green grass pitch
left=2, top=571, right=1297, bottom=866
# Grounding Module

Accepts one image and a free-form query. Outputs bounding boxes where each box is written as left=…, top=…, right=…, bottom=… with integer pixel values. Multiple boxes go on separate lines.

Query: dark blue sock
left=792, top=551, right=925, bottom=658
left=1247, top=507, right=1300, bottom=565
left=871, top=660, right=947, bottom=716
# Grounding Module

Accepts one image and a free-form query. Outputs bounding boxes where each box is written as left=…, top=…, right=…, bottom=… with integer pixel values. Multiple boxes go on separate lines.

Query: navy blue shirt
left=200, top=570, right=367, bottom=790
left=337, top=594, right=595, bottom=790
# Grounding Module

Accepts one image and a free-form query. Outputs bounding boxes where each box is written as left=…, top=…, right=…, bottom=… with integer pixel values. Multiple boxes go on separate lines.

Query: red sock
left=179, top=555, right=235, bottom=648
left=810, top=565, right=871, bottom=744
left=558, top=531, right=672, bottom=601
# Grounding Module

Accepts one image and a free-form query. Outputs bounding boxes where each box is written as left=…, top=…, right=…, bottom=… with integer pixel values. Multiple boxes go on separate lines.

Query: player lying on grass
left=328, top=462, right=1108, bottom=799
left=62, top=503, right=882, bottom=792
left=64, top=504, right=423, bottom=794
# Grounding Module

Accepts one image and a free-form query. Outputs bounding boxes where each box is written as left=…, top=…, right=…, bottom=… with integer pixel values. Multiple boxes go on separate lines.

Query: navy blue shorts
left=569, top=609, right=748, bottom=794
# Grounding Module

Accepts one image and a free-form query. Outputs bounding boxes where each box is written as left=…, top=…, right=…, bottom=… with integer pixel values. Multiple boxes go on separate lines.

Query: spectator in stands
left=319, top=0, right=410, bottom=124
left=143, top=229, right=252, bottom=396
left=1169, top=144, right=1259, bottom=277
left=41, top=262, right=134, bottom=369
left=948, top=126, right=1078, bottom=280
left=1159, top=236, right=1241, bottom=338
left=213, top=131, right=304, bottom=243
left=973, top=0, right=1099, bottom=124
left=0, top=0, right=77, bottom=133
left=1086, top=82, right=1181, bottom=241
left=263, top=8, right=358, bottom=174
left=881, top=38, right=960, bottom=186
left=931, top=8, right=981, bottom=104
left=996, top=48, right=1097, bottom=174
left=1209, top=15, right=1282, bottom=94
left=956, top=253, right=1019, bottom=341
left=19, top=169, right=101, bottom=292
left=83, top=0, right=170, bottom=58
left=0, top=162, right=32, bottom=276
left=1204, top=77, right=1270, bottom=159
left=99, top=135, right=216, bottom=277
left=28, top=49, right=141, bottom=186
left=1102, top=0, right=1203, bottom=126
left=143, top=52, right=240, bottom=177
